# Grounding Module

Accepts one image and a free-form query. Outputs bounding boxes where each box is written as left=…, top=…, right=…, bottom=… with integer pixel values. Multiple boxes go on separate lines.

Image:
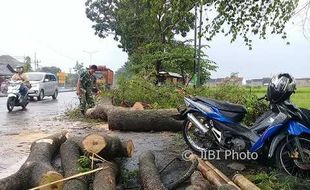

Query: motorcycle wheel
left=183, top=113, right=216, bottom=153
left=7, top=97, right=15, bottom=112
left=276, top=135, right=310, bottom=179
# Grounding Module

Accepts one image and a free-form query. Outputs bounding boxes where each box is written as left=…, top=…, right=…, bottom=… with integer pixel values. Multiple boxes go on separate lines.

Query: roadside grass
left=248, top=170, right=310, bottom=190
left=247, top=86, right=310, bottom=108
left=64, top=107, right=102, bottom=123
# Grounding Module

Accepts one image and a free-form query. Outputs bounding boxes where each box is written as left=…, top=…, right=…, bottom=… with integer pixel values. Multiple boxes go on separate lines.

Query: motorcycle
left=7, top=80, right=29, bottom=112
left=180, top=82, right=310, bottom=178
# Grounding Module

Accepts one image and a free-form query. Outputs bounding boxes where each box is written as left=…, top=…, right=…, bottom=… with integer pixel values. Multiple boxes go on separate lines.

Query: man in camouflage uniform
left=76, top=65, right=98, bottom=115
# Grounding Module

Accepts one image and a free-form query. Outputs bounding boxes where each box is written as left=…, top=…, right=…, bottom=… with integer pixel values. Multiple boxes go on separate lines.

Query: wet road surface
left=0, top=91, right=80, bottom=178
left=0, top=91, right=79, bottom=134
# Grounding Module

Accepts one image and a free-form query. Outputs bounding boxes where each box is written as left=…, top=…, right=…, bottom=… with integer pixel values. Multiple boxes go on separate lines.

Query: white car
left=26, top=72, right=59, bottom=100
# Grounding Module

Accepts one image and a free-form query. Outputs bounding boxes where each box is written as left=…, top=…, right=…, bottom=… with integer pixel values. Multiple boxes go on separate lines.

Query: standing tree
left=85, top=0, right=303, bottom=83
left=23, top=56, right=32, bottom=72
left=73, top=61, right=85, bottom=75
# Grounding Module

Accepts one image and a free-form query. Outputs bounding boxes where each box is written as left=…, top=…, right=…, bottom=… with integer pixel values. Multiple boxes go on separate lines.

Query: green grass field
left=248, top=86, right=310, bottom=108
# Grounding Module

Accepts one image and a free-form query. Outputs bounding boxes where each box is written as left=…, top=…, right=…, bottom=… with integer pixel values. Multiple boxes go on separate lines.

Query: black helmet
left=267, top=73, right=296, bottom=104
left=15, top=66, right=24, bottom=73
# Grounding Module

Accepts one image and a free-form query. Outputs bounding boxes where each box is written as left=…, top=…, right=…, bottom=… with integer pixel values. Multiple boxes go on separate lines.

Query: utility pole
left=197, top=0, right=203, bottom=86
left=83, top=50, right=99, bottom=66
left=193, top=2, right=198, bottom=87
left=33, top=53, right=40, bottom=71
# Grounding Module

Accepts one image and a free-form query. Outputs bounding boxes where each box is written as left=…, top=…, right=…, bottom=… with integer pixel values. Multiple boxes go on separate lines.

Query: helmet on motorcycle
left=267, top=73, right=296, bottom=104
left=15, top=66, right=24, bottom=73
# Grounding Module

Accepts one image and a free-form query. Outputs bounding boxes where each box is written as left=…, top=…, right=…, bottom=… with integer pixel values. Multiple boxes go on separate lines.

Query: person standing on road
left=76, top=65, right=98, bottom=115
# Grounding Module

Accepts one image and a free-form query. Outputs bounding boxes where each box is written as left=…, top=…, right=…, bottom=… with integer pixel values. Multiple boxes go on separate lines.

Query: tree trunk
left=108, top=109, right=182, bottom=132
left=93, top=161, right=119, bottom=190
left=85, top=98, right=114, bottom=121
left=78, top=133, right=134, bottom=159
left=60, top=140, right=88, bottom=190
left=0, top=132, right=68, bottom=190
left=139, top=151, right=167, bottom=190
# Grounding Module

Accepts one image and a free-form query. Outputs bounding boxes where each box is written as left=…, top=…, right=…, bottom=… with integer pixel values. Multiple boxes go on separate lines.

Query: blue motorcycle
left=180, top=73, right=310, bottom=178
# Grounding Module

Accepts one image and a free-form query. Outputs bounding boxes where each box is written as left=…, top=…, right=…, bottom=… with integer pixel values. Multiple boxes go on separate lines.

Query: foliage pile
left=248, top=170, right=310, bottom=190
left=109, top=75, right=268, bottom=125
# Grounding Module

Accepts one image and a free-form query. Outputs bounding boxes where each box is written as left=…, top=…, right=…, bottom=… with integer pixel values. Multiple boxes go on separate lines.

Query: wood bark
left=232, top=174, right=260, bottom=190
left=0, top=132, right=67, bottom=190
left=108, top=108, right=183, bottom=132
left=72, top=134, right=134, bottom=159
left=85, top=97, right=114, bottom=121
left=189, top=154, right=226, bottom=188
left=60, top=140, right=88, bottom=190
left=186, top=171, right=211, bottom=190
left=139, top=151, right=167, bottom=190
left=93, top=161, right=119, bottom=190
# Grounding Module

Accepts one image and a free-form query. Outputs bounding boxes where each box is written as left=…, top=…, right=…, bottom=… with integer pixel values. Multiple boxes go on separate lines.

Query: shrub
left=108, top=76, right=268, bottom=125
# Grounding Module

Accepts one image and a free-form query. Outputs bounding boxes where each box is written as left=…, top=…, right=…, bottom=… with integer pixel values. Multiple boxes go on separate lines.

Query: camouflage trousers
left=79, top=88, right=95, bottom=113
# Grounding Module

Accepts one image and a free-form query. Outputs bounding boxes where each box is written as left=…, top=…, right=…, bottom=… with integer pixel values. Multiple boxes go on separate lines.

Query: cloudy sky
left=0, top=0, right=309, bottom=79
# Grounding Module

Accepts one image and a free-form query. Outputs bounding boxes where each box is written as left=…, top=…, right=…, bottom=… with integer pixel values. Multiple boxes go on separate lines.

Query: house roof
left=0, top=55, right=24, bottom=76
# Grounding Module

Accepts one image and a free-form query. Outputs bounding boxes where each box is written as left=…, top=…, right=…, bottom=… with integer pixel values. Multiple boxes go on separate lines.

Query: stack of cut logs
left=139, top=152, right=260, bottom=190
left=0, top=131, right=134, bottom=190
left=0, top=131, right=260, bottom=190
left=85, top=98, right=183, bottom=132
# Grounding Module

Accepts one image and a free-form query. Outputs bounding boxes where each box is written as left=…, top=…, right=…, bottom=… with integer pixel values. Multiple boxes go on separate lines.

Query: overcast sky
left=0, top=0, right=309, bottom=79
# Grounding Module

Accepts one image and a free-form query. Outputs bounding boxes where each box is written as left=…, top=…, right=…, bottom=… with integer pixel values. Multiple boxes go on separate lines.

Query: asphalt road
left=0, top=91, right=79, bottom=135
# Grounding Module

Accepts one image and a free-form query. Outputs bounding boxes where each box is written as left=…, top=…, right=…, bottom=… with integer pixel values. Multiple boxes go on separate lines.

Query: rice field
left=248, top=86, right=310, bottom=109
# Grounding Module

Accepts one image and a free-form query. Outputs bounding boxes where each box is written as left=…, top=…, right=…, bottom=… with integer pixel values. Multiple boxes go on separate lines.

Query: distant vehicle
left=95, top=66, right=114, bottom=90
left=26, top=72, right=59, bottom=101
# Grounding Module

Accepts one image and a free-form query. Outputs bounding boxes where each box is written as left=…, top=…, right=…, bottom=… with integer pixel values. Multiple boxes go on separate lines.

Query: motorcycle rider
left=11, top=66, right=30, bottom=98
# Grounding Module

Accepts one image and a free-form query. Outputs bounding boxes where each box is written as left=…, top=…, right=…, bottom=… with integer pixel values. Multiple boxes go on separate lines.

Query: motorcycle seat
left=196, top=96, right=247, bottom=122
left=196, top=96, right=246, bottom=113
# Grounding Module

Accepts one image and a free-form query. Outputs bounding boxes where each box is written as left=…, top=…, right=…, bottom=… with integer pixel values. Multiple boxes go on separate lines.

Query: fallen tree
left=108, top=108, right=183, bottom=132
left=85, top=98, right=183, bottom=132
left=93, top=161, right=119, bottom=190
left=139, top=151, right=167, bottom=190
left=0, top=132, right=68, bottom=190
left=60, top=140, right=88, bottom=190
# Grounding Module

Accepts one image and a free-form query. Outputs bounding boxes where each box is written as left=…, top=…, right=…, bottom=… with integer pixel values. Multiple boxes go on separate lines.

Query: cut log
left=108, top=109, right=183, bottom=132
left=232, top=174, right=260, bottom=190
left=139, top=151, right=167, bottom=190
left=60, top=140, right=88, bottom=190
left=0, top=132, right=67, bottom=190
left=75, top=134, right=134, bottom=159
left=131, top=102, right=144, bottom=111
left=189, top=154, right=226, bottom=188
left=186, top=171, right=211, bottom=190
left=85, top=98, right=114, bottom=121
left=189, top=154, right=240, bottom=190
left=93, top=161, right=119, bottom=190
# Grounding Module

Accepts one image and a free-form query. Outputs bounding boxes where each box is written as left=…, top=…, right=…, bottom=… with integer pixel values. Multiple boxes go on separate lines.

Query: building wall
left=296, top=79, right=310, bottom=87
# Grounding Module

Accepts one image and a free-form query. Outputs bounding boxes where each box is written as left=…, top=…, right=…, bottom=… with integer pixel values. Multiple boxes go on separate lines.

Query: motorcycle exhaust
left=187, top=113, right=209, bottom=134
